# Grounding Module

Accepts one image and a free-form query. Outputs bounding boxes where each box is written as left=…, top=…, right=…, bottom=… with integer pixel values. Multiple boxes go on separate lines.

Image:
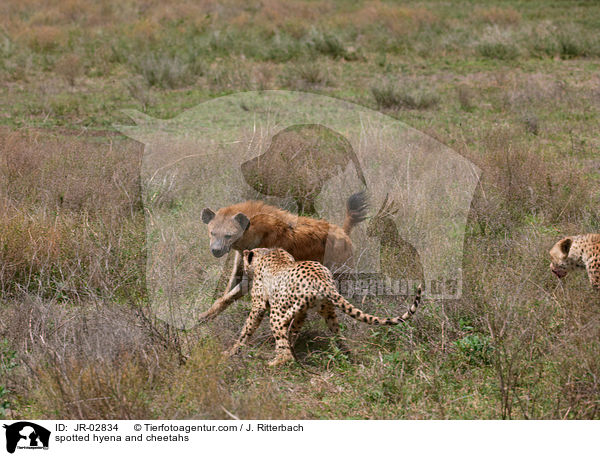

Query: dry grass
left=281, top=60, right=334, bottom=89
left=22, top=25, right=66, bottom=51
left=456, top=84, right=476, bottom=112
left=0, top=128, right=302, bottom=419
left=466, top=125, right=588, bottom=233
left=254, top=0, right=331, bottom=36
left=333, top=2, right=438, bottom=37
left=0, top=130, right=143, bottom=299
left=371, top=80, right=440, bottom=110
left=473, top=7, right=521, bottom=26
left=0, top=293, right=296, bottom=419
left=54, top=53, right=82, bottom=87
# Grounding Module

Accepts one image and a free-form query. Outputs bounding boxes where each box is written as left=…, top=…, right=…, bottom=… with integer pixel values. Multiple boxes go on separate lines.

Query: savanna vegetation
left=0, top=0, right=599, bottom=419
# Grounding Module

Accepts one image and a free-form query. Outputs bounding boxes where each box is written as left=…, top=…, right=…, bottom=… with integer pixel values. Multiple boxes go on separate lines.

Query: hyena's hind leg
left=317, top=301, right=351, bottom=354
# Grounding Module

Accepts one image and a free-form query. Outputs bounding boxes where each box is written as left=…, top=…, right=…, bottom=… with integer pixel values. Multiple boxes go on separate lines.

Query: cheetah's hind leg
left=289, top=307, right=308, bottom=346
left=318, top=301, right=352, bottom=356
left=268, top=306, right=297, bottom=367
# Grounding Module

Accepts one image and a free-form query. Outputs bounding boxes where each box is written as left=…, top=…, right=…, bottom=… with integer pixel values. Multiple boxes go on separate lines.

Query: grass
left=477, top=41, right=520, bottom=60
left=0, top=0, right=599, bottom=419
left=133, top=52, right=197, bottom=89
left=371, top=81, right=440, bottom=110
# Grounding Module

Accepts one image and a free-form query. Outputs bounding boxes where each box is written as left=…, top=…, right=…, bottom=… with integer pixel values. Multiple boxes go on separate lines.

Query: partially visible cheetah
left=549, top=234, right=600, bottom=290
left=226, top=247, right=422, bottom=366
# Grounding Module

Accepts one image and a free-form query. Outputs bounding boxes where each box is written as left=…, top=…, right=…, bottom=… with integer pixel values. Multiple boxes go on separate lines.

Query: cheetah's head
left=549, top=237, right=575, bottom=279
left=243, top=248, right=295, bottom=278
left=242, top=248, right=271, bottom=277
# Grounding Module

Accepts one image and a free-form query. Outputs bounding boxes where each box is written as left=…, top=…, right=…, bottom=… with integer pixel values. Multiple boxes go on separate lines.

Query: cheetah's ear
left=558, top=237, right=573, bottom=256
left=234, top=212, right=250, bottom=231
left=244, top=250, right=254, bottom=265
left=201, top=208, right=215, bottom=224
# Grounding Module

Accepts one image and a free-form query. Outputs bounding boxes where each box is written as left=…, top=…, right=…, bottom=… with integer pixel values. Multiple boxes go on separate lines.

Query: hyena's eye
left=224, top=234, right=233, bottom=239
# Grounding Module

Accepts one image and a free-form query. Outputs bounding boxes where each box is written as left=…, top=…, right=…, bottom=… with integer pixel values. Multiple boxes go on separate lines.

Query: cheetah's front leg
left=225, top=296, right=268, bottom=357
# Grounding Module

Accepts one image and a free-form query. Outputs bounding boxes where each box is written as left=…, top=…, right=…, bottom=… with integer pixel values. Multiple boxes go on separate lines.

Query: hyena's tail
left=342, top=191, right=368, bottom=235
left=331, top=285, right=421, bottom=325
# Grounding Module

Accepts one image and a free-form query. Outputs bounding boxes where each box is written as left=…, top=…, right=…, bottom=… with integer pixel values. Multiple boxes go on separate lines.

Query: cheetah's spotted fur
left=549, top=234, right=600, bottom=290
left=226, top=247, right=422, bottom=366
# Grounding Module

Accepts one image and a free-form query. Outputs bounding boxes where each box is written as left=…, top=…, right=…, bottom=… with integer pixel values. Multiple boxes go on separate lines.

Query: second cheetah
left=549, top=234, right=600, bottom=290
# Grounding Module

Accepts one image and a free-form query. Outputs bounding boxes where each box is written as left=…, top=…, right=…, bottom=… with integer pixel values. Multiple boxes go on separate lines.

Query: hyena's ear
left=243, top=250, right=254, bottom=265
left=234, top=212, right=250, bottom=231
left=201, top=208, right=215, bottom=224
left=558, top=237, right=573, bottom=256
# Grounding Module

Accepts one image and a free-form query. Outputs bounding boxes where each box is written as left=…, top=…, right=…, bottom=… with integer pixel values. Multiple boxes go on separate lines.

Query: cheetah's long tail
left=331, top=285, right=421, bottom=326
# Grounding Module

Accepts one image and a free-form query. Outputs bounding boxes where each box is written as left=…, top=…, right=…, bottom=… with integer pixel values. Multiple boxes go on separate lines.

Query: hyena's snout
left=210, top=242, right=230, bottom=258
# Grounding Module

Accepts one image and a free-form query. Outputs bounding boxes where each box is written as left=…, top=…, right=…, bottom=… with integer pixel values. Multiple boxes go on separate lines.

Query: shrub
left=371, top=81, right=439, bottom=110
left=281, top=61, right=332, bottom=89
left=477, top=41, right=519, bottom=60
left=25, top=25, right=65, bottom=52
left=522, top=113, right=539, bottom=135
left=124, top=76, right=153, bottom=111
left=465, top=123, right=591, bottom=236
left=133, top=52, right=197, bottom=89
left=530, top=25, right=600, bottom=59
left=455, top=334, right=493, bottom=365
left=0, top=130, right=143, bottom=300
left=255, top=33, right=305, bottom=62
left=54, top=53, right=82, bottom=86
left=307, top=30, right=354, bottom=60
left=556, top=32, right=599, bottom=59
left=457, top=84, right=476, bottom=112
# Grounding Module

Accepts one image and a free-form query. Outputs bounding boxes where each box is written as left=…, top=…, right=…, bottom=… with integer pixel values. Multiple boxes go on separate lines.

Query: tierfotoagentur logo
left=116, top=91, right=480, bottom=329
left=3, top=422, right=51, bottom=454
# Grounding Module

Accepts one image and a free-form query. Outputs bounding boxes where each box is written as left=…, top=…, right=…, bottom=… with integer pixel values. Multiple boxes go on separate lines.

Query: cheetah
left=225, top=247, right=422, bottom=366
left=549, top=234, right=600, bottom=290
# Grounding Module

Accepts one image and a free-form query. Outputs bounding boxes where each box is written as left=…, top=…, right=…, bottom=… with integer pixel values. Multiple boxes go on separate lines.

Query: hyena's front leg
left=198, top=251, right=246, bottom=323
left=225, top=295, right=268, bottom=357
left=224, top=250, right=243, bottom=294
left=198, top=283, right=246, bottom=323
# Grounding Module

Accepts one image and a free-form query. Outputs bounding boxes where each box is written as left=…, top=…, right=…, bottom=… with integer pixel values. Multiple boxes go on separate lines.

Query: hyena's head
left=549, top=236, right=578, bottom=278
left=201, top=208, right=250, bottom=258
